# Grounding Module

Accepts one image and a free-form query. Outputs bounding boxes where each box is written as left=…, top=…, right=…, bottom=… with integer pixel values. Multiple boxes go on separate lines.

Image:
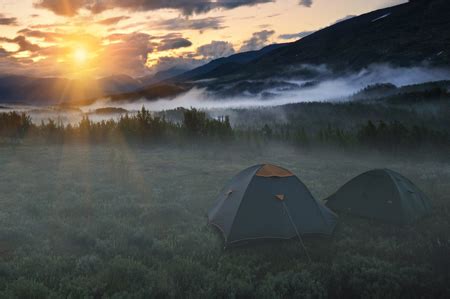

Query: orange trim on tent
left=256, top=164, right=294, bottom=177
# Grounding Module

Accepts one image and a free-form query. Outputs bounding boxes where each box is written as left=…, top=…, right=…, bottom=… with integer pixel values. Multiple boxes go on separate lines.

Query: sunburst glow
left=73, top=47, right=88, bottom=64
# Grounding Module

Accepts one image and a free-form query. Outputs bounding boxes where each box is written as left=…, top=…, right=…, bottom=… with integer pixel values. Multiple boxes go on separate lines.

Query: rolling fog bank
left=89, top=64, right=450, bottom=112
left=1, top=64, right=449, bottom=126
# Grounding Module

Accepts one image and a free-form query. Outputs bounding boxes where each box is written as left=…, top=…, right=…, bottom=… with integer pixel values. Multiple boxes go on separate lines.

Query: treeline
left=352, top=83, right=450, bottom=104
left=0, top=107, right=232, bottom=143
left=257, top=120, right=450, bottom=150
left=0, top=108, right=449, bottom=151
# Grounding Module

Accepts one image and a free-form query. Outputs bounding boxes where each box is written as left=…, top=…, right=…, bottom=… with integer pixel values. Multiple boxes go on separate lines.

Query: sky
left=0, top=0, right=406, bottom=79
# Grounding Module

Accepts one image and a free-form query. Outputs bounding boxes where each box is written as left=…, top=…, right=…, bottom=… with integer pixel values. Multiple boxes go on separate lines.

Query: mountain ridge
left=1, top=0, right=449, bottom=104
left=167, top=0, right=449, bottom=86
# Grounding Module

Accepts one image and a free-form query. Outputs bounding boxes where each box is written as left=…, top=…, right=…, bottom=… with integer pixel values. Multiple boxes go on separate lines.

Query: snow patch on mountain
left=372, top=13, right=391, bottom=22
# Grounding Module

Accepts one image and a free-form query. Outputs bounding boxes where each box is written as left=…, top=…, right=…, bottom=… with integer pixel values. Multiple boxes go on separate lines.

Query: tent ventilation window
left=275, top=194, right=285, bottom=201
left=256, top=164, right=294, bottom=177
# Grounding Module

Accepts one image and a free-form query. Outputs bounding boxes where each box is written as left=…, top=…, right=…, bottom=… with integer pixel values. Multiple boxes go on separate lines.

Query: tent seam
left=386, top=169, right=408, bottom=224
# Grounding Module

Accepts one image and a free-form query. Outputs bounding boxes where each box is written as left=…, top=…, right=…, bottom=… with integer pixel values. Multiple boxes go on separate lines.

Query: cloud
left=99, top=32, right=154, bottom=76
left=197, top=41, right=235, bottom=59
left=278, top=30, right=314, bottom=40
left=0, top=31, right=162, bottom=77
left=0, top=14, right=18, bottom=26
left=101, top=32, right=193, bottom=75
left=299, top=0, right=313, bottom=7
left=152, top=17, right=226, bottom=32
left=157, top=37, right=192, bottom=51
left=240, top=30, right=275, bottom=52
left=35, top=0, right=275, bottom=16
left=17, top=28, right=63, bottom=42
left=34, top=0, right=86, bottom=17
left=0, top=36, right=41, bottom=53
left=96, top=16, right=130, bottom=26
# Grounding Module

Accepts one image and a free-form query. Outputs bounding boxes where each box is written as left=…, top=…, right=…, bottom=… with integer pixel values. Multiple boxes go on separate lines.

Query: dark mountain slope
left=105, top=83, right=189, bottom=102
left=177, top=0, right=450, bottom=83
left=139, top=67, right=191, bottom=86
left=173, top=43, right=288, bottom=82
left=240, top=0, right=450, bottom=77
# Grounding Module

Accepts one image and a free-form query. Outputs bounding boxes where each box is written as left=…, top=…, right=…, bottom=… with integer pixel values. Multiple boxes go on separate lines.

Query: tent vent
left=275, top=194, right=285, bottom=201
left=256, top=164, right=294, bottom=177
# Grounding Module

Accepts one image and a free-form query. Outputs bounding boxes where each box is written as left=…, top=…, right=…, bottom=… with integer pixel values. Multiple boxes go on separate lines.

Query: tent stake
left=282, top=201, right=312, bottom=263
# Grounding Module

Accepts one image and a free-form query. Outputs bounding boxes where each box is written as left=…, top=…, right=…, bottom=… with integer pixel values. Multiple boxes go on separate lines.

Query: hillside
left=173, top=43, right=288, bottom=82
left=174, top=0, right=450, bottom=83
left=107, top=0, right=450, bottom=102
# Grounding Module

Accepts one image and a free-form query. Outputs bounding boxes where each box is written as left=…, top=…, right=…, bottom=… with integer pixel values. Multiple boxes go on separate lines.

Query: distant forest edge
left=1, top=104, right=449, bottom=154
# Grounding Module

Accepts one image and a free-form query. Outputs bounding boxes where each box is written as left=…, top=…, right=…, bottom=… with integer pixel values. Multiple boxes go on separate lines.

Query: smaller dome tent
left=325, top=169, right=432, bottom=225
left=208, top=164, right=338, bottom=245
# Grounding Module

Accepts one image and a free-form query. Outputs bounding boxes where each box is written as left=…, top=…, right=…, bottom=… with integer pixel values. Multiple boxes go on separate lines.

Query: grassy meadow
left=0, top=142, right=449, bottom=298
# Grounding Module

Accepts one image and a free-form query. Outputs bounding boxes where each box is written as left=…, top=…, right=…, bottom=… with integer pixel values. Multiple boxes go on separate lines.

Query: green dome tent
left=208, top=164, right=337, bottom=246
left=325, top=169, right=432, bottom=225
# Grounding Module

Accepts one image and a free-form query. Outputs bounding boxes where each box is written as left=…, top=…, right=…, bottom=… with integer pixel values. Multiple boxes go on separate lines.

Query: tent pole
left=282, top=201, right=312, bottom=263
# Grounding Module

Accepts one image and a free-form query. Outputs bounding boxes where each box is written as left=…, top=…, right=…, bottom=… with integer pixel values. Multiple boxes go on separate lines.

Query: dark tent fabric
left=208, top=164, right=338, bottom=245
left=325, top=169, right=432, bottom=225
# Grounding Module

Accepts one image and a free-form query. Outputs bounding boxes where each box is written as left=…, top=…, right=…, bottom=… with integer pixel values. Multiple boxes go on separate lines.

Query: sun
left=73, top=47, right=88, bottom=64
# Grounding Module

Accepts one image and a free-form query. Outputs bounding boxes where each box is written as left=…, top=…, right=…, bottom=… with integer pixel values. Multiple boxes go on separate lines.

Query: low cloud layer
left=85, top=64, right=450, bottom=112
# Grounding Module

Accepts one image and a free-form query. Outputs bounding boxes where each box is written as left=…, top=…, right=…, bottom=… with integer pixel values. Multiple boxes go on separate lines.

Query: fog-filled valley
left=1, top=64, right=450, bottom=129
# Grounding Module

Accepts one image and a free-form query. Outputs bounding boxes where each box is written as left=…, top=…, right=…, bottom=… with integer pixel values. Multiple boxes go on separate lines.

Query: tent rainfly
left=208, top=164, right=338, bottom=246
left=325, top=169, right=432, bottom=225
